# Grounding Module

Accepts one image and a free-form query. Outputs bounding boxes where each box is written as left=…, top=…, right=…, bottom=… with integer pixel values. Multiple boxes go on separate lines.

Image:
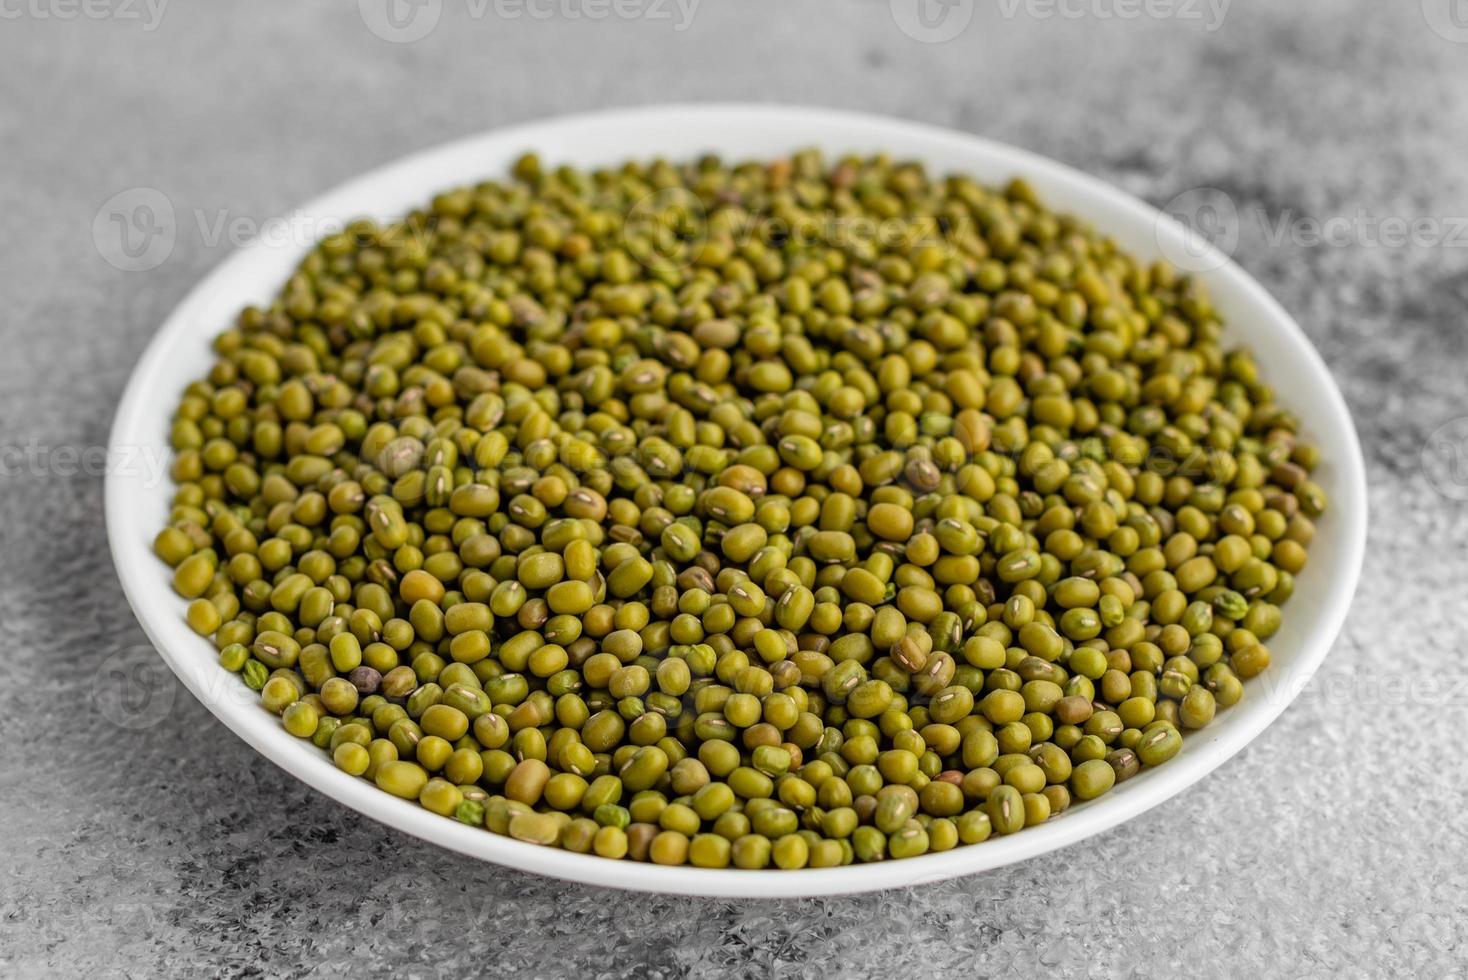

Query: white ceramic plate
left=107, top=104, right=1367, bottom=897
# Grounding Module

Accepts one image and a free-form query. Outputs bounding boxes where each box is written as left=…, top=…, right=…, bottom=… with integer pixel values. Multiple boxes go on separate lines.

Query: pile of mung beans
left=154, top=150, right=1326, bottom=869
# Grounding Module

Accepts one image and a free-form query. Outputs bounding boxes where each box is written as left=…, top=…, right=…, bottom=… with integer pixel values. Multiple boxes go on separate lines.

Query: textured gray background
left=4, top=0, right=1467, bottom=976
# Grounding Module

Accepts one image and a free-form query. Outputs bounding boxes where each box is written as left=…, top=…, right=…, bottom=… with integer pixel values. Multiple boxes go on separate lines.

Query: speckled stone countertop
left=4, top=1, right=1466, bottom=975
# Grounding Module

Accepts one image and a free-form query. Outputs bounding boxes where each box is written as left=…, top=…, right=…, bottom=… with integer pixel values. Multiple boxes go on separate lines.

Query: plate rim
left=106, top=102, right=1368, bottom=898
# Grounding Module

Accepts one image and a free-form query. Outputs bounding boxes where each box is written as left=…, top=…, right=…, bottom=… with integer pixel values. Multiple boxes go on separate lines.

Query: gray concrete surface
left=3, top=0, right=1467, bottom=976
